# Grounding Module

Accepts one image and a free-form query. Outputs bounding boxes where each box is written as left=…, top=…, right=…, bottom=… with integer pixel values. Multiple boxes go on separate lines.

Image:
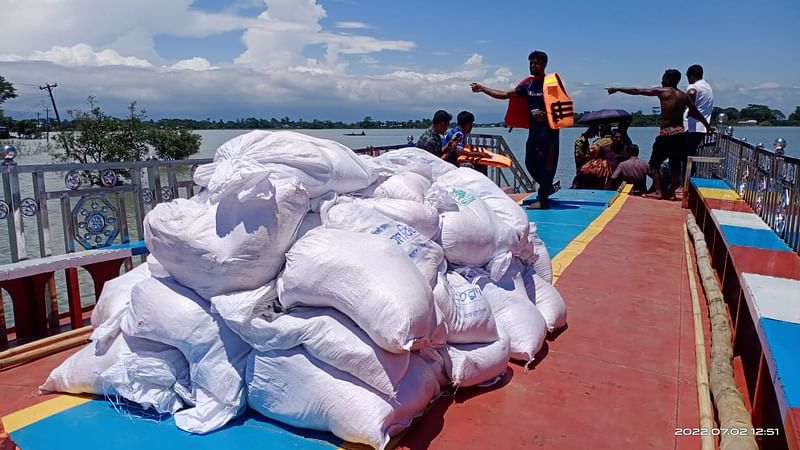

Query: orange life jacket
left=504, top=73, right=574, bottom=130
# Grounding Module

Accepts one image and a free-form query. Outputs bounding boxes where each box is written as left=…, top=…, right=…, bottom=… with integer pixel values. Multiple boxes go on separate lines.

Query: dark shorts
left=685, top=132, right=706, bottom=157
left=650, top=133, right=686, bottom=173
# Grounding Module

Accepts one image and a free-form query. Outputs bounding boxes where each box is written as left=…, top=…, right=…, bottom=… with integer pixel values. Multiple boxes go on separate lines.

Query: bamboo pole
left=686, top=213, right=758, bottom=450
left=0, top=326, right=91, bottom=370
left=683, top=226, right=716, bottom=450
left=0, top=334, right=89, bottom=370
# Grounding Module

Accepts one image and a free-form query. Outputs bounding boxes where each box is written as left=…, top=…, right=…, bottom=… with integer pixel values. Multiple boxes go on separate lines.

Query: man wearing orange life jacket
left=470, top=51, right=562, bottom=209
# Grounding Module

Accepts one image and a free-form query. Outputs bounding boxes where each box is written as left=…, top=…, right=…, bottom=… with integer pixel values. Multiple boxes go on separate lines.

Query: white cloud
left=335, top=21, right=371, bottom=29
left=0, top=44, right=152, bottom=68
left=752, top=81, right=780, bottom=90
left=0, top=0, right=254, bottom=63
left=359, top=56, right=379, bottom=66
left=169, top=57, right=218, bottom=71
left=234, top=0, right=413, bottom=72
left=464, top=54, right=483, bottom=66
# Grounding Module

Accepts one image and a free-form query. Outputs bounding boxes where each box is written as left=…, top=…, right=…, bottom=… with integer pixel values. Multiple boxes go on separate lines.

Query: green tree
left=0, top=75, right=18, bottom=119
left=147, top=127, right=201, bottom=160
left=739, top=104, right=775, bottom=123
left=11, top=119, right=40, bottom=138
left=788, top=106, right=800, bottom=124
left=0, top=75, right=17, bottom=105
left=54, top=97, right=201, bottom=184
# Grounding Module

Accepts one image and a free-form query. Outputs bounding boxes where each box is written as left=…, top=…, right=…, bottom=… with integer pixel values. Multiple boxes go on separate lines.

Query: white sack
left=41, top=333, right=189, bottom=415
left=459, top=263, right=547, bottom=365
left=252, top=307, right=410, bottom=397
left=121, top=276, right=250, bottom=434
left=247, top=348, right=439, bottom=450
left=99, top=336, right=191, bottom=414
left=524, top=269, right=567, bottom=332
left=435, top=167, right=530, bottom=241
left=370, top=172, right=432, bottom=203
left=278, top=228, right=436, bottom=353
left=363, top=198, right=441, bottom=241
left=209, top=282, right=283, bottom=347
left=323, top=201, right=445, bottom=286
left=366, top=151, right=433, bottom=181
left=429, top=186, right=518, bottom=280
left=193, top=130, right=378, bottom=198
left=90, top=262, right=151, bottom=347
left=296, top=212, right=322, bottom=241
left=445, top=332, right=510, bottom=387
left=416, top=347, right=450, bottom=387
left=432, top=271, right=498, bottom=344
left=144, top=179, right=308, bottom=299
left=374, top=147, right=454, bottom=180
left=529, top=223, right=553, bottom=284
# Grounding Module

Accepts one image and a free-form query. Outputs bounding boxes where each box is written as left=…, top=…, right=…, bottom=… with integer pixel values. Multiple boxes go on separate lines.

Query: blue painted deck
left=11, top=401, right=340, bottom=450
left=524, top=189, right=617, bottom=256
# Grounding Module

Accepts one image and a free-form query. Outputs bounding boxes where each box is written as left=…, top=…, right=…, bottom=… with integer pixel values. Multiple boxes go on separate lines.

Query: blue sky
left=1, top=0, right=798, bottom=122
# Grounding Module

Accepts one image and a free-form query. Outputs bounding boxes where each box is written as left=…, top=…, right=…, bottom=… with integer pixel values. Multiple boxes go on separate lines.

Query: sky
left=1, top=0, right=798, bottom=123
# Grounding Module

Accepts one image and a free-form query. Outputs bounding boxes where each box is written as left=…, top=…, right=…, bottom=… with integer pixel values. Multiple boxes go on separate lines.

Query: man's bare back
left=655, top=87, right=692, bottom=129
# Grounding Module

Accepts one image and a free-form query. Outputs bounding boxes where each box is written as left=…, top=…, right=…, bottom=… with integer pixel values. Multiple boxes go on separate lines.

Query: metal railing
left=1, top=155, right=211, bottom=263
left=693, top=133, right=799, bottom=253
left=352, top=133, right=535, bottom=193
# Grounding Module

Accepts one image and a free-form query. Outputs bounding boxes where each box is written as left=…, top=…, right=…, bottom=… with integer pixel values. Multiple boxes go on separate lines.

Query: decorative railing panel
left=696, top=133, right=799, bottom=253
left=1, top=157, right=211, bottom=263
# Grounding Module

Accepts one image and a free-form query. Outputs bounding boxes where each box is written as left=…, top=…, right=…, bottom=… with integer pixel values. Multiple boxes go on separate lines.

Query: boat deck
left=1, top=187, right=707, bottom=450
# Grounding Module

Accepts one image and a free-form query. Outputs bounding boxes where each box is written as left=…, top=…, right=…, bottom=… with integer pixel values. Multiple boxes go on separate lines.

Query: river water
left=2, top=126, right=799, bottom=325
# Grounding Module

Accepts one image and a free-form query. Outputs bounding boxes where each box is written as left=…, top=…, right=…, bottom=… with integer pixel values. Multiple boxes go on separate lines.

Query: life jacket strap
left=550, top=101, right=575, bottom=122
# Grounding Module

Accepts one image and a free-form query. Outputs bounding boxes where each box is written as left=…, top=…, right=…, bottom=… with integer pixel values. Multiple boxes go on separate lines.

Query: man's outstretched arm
left=606, top=87, right=660, bottom=96
left=470, top=82, right=516, bottom=100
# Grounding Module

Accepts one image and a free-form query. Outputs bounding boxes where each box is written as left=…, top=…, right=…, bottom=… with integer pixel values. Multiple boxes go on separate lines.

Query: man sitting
left=416, top=110, right=452, bottom=157
left=442, top=110, right=488, bottom=173
left=610, top=144, right=650, bottom=193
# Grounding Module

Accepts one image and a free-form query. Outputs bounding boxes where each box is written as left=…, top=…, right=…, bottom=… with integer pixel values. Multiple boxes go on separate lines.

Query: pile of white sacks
left=41, top=131, right=567, bottom=449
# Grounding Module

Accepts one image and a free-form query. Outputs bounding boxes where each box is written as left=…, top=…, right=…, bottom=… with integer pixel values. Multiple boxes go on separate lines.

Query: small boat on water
left=1, top=130, right=798, bottom=450
left=343, top=130, right=366, bottom=136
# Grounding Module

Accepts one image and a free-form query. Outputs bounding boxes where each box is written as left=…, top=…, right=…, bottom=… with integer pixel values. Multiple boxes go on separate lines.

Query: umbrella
left=576, top=109, right=632, bottom=125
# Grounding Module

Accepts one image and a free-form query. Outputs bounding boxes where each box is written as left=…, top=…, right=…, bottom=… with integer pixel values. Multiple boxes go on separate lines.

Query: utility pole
left=45, top=107, right=50, bottom=142
left=39, top=83, right=61, bottom=124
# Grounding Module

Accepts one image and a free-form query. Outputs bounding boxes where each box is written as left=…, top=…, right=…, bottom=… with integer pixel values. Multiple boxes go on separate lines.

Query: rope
left=686, top=213, right=758, bottom=450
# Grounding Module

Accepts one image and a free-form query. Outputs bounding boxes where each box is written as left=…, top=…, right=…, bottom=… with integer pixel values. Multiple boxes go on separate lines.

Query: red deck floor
left=1, top=195, right=711, bottom=449
left=397, top=195, right=709, bottom=449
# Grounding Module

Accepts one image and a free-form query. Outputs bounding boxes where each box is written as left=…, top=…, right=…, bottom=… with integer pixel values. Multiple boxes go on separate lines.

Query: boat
left=343, top=131, right=366, bottom=136
left=1, top=128, right=798, bottom=450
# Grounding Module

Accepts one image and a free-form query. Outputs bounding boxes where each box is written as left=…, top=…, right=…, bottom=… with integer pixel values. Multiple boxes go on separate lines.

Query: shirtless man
left=607, top=69, right=713, bottom=199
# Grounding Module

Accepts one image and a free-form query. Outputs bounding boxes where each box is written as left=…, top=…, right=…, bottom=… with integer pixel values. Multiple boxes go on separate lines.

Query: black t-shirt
left=515, top=78, right=557, bottom=144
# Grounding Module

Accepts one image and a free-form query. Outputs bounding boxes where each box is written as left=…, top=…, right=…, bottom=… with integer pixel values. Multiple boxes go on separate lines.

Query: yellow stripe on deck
left=551, top=185, right=631, bottom=284
left=697, top=187, right=740, bottom=201
left=2, top=395, right=92, bottom=433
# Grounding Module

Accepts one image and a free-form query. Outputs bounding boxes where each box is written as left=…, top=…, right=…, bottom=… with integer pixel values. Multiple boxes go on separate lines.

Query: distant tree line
left=4, top=105, right=799, bottom=138
left=620, top=104, right=800, bottom=127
